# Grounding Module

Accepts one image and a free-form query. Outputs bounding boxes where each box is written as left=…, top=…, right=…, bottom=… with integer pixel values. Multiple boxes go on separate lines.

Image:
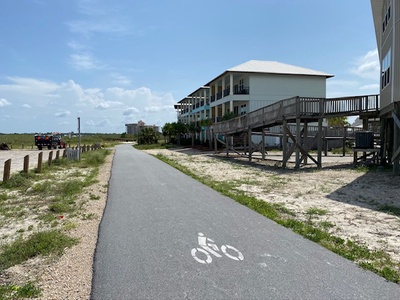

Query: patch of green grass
left=319, top=221, right=335, bottom=229
left=30, top=180, right=53, bottom=194
left=354, top=165, right=372, bottom=173
left=0, top=230, right=78, bottom=271
left=89, top=193, right=101, bottom=200
left=81, top=149, right=110, bottom=167
left=134, top=143, right=174, bottom=150
left=271, top=203, right=296, bottom=217
left=378, top=204, right=400, bottom=217
left=2, top=173, right=32, bottom=189
left=81, top=213, right=96, bottom=220
left=0, top=282, right=41, bottom=299
left=63, top=222, right=77, bottom=231
left=306, top=207, right=328, bottom=216
left=319, top=185, right=331, bottom=193
left=0, top=192, right=9, bottom=202
left=58, top=180, right=84, bottom=197
left=49, top=201, right=71, bottom=214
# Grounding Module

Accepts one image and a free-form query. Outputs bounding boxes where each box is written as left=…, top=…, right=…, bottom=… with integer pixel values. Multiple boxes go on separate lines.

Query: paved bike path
left=91, top=144, right=400, bottom=299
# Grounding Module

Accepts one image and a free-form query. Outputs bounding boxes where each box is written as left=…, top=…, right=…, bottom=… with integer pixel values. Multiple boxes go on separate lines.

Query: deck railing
left=213, top=95, right=380, bottom=134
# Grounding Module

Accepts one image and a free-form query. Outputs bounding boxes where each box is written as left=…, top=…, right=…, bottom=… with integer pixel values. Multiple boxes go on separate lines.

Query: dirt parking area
left=0, top=149, right=62, bottom=179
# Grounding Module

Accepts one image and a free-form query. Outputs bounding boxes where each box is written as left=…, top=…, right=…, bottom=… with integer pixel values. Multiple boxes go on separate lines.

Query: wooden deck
left=213, top=95, right=379, bottom=134
left=212, top=94, right=380, bottom=169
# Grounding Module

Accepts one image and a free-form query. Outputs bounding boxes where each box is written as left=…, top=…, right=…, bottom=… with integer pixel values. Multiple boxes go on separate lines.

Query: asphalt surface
left=91, top=144, right=400, bottom=299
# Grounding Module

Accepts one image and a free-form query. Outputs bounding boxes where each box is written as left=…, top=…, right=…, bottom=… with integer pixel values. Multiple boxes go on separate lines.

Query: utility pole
left=78, top=117, right=81, bottom=160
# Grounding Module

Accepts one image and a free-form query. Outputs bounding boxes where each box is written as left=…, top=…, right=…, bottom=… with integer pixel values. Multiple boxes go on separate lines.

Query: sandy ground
left=0, top=149, right=61, bottom=179
left=1, top=146, right=399, bottom=299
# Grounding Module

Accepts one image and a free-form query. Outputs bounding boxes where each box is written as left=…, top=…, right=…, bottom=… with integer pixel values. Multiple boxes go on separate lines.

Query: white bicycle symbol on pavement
left=191, top=233, right=244, bottom=264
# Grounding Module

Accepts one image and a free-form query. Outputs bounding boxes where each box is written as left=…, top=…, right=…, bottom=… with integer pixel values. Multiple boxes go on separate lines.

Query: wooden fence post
left=48, top=151, right=53, bottom=166
left=3, top=159, right=11, bottom=183
left=56, top=150, right=60, bottom=160
left=37, top=152, right=43, bottom=173
left=23, top=155, right=29, bottom=173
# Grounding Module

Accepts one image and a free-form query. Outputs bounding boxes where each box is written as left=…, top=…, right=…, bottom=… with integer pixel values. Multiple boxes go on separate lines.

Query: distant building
left=125, top=120, right=160, bottom=135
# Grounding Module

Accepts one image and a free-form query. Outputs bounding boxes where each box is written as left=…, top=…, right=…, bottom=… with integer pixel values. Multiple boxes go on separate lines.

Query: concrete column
left=222, top=78, right=225, bottom=98
left=230, top=100, right=233, bottom=113
left=317, top=118, right=323, bottom=169
left=394, top=104, right=400, bottom=174
left=380, top=116, right=386, bottom=165
left=303, top=121, right=308, bottom=164
left=230, top=74, right=233, bottom=95
left=283, top=120, right=288, bottom=168
left=248, top=129, right=252, bottom=162
left=222, top=103, right=226, bottom=116
left=262, top=128, right=266, bottom=160
left=295, top=118, right=301, bottom=168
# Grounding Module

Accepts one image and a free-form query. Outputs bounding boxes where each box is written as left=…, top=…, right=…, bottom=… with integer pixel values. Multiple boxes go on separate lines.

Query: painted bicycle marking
left=191, top=233, right=244, bottom=264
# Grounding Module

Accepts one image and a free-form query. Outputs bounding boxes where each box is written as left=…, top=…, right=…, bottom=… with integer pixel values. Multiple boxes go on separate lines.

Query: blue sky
left=0, top=0, right=379, bottom=133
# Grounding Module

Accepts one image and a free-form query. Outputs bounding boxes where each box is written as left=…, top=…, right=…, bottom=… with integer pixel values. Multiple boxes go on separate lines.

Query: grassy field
left=0, top=133, right=126, bottom=149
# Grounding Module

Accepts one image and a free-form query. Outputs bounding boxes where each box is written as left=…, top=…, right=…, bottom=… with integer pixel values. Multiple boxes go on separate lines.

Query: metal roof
left=205, top=60, right=333, bottom=86
left=228, top=60, right=333, bottom=77
left=177, top=86, right=210, bottom=103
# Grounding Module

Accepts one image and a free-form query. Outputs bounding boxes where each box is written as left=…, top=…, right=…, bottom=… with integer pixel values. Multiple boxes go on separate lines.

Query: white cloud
left=67, top=40, right=87, bottom=52
left=77, top=0, right=106, bottom=16
left=123, top=107, right=140, bottom=116
left=0, top=98, right=11, bottom=107
left=111, top=73, right=132, bottom=86
left=84, top=119, right=111, bottom=128
left=144, top=105, right=173, bottom=113
left=360, top=83, right=380, bottom=91
left=70, top=53, right=104, bottom=70
left=0, top=77, right=59, bottom=96
left=351, top=49, right=380, bottom=80
left=0, top=76, right=176, bottom=133
left=95, top=100, right=124, bottom=110
left=55, top=110, right=71, bottom=118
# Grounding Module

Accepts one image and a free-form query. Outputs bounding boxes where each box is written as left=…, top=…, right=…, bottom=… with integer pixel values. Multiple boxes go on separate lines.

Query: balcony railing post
left=296, top=96, right=300, bottom=118
left=319, top=98, right=325, bottom=117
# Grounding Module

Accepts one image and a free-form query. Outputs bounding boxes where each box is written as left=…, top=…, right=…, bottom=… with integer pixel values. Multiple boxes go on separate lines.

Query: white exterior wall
left=248, top=73, right=327, bottom=146
left=248, top=74, right=327, bottom=112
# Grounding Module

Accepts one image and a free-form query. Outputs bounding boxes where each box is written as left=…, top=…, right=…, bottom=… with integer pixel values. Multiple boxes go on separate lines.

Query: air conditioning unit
left=355, top=131, right=374, bottom=149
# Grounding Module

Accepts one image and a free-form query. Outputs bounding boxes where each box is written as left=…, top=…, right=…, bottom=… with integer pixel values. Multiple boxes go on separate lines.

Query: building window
left=239, top=79, right=244, bottom=90
left=382, top=0, right=391, bottom=33
left=240, top=104, right=247, bottom=115
left=381, top=49, right=391, bottom=89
